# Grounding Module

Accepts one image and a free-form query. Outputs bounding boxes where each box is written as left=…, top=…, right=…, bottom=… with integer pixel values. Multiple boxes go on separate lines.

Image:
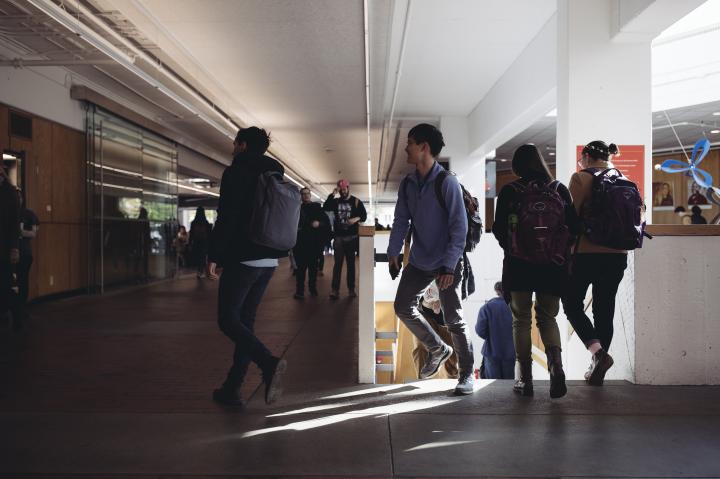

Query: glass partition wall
left=87, top=107, right=179, bottom=292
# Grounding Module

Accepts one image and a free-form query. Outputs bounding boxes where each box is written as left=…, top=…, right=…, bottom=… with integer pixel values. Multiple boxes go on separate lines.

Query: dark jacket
left=0, top=178, right=20, bottom=258
left=323, top=194, right=367, bottom=237
left=476, top=297, right=515, bottom=360
left=209, top=152, right=288, bottom=265
left=296, top=201, right=331, bottom=251
left=492, top=176, right=578, bottom=298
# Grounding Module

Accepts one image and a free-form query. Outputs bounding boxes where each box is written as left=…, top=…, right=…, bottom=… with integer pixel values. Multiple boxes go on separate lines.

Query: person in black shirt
left=14, top=190, right=38, bottom=330
left=189, top=207, right=212, bottom=278
left=293, top=187, right=330, bottom=299
left=690, top=205, right=708, bottom=224
left=323, top=179, right=367, bottom=299
left=0, top=164, right=20, bottom=325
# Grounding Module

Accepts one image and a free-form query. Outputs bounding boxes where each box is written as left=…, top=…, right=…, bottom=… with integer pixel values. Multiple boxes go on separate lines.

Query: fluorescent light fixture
left=549, top=152, right=556, bottom=156
left=311, top=192, right=322, bottom=201
left=499, top=158, right=508, bottom=162
left=714, top=112, right=720, bottom=116
left=2, top=153, right=17, bottom=160
left=363, top=0, right=372, bottom=207
left=545, top=108, right=557, bottom=117
left=711, top=129, right=720, bottom=134
left=284, top=172, right=305, bottom=189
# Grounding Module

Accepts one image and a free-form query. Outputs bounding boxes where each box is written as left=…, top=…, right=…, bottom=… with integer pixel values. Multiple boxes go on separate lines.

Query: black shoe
left=588, top=349, right=614, bottom=386
left=263, top=357, right=288, bottom=405
left=309, top=289, right=318, bottom=297
left=348, top=290, right=357, bottom=298
left=513, top=360, right=534, bottom=397
left=329, top=290, right=339, bottom=300
left=546, top=346, right=567, bottom=399
left=212, top=388, right=245, bottom=407
left=293, top=292, right=304, bottom=300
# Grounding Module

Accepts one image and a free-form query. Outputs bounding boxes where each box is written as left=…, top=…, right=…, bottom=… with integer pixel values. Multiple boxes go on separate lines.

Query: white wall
left=635, top=236, right=720, bottom=385
left=0, top=66, right=85, bottom=131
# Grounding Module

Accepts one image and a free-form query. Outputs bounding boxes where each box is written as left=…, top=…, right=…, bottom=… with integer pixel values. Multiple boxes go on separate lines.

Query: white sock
left=588, top=342, right=602, bottom=355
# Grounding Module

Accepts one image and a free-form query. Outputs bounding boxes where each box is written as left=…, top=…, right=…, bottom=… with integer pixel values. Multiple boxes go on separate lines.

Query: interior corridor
left=1, top=258, right=720, bottom=478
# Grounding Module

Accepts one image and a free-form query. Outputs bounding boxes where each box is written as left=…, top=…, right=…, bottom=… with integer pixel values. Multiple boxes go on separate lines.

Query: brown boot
left=546, top=346, right=567, bottom=398
left=513, top=360, right=533, bottom=396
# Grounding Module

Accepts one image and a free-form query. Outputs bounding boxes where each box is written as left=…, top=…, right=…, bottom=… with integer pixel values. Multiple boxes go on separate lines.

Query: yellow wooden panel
left=52, top=125, right=85, bottom=223
left=37, top=223, right=71, bottom=296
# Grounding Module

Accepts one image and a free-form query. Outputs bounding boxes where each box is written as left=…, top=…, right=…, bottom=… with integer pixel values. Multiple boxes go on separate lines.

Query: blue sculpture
left=658, top=138, right=713, bottom=189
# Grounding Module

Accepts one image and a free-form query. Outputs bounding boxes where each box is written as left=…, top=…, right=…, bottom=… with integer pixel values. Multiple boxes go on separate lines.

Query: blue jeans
left=217, top=264, right=276, bottom=390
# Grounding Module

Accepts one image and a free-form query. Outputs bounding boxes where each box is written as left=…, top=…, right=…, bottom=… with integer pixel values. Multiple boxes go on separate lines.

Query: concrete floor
left=1, top=259, right=720, bottom=478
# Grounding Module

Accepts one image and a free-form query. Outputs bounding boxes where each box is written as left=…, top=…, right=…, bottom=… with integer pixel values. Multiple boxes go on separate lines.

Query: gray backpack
left=248, top=171, right=301, bottom=250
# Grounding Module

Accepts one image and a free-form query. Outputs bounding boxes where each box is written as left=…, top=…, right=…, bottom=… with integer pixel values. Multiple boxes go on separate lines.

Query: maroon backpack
left=508, top=179, right=570, bottom=266
left=581, top=168, right=647, bottom=250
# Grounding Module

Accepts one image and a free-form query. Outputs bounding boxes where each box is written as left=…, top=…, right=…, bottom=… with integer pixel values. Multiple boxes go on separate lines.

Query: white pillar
left=358, top=226, right=376, bottom=384
left=556, top=0, right=653, bottom=219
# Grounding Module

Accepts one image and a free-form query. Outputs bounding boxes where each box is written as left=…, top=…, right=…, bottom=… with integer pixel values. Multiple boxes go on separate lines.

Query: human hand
left=436, top=273, right=454, bottom=291
left=312, top=220, right=320, bottom=228
left=389, top=256, right=401, bottom=280
left=348, top=217, right=360, bottom=225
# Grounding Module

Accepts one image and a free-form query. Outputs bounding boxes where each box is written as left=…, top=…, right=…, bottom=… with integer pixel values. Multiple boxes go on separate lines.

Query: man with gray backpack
left=563, top=141, right=647, bottom=386
left=208, top=127, right=300, bottom=407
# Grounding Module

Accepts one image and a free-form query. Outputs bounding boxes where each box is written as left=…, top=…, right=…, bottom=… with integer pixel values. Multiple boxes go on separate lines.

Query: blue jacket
left=475, top=297, right=515, bottom=360
left=387, top=162, right=468, bottom=272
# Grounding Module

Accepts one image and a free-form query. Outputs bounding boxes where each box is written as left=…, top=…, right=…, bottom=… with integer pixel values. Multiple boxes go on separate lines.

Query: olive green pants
left=509, top=292, right=561, bottom=362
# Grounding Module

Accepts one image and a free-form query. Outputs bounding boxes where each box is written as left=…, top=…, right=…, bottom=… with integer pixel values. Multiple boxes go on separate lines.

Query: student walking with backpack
left=492, top=144, right=577, bottom=398
left=207, top=127, right=299, bottom=407
left=563, top=141, right=645, bottom=386
left=388, top=123, right=475, bottom=396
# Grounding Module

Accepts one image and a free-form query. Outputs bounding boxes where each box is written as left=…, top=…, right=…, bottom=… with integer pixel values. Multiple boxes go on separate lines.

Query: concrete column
left=439, top=116, right=486, bottom=225
left=556, top=0, right=653, bottom=220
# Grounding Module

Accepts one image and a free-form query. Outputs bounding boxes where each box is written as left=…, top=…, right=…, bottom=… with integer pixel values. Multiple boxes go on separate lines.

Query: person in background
left=323, top=179, right=367, bottom=299
left=174, top=225, right=189, bottom=268
left=475, top=282, right=515, bottom=379
left=190, top=206, right=212, bottom=278
left=0, top=164, right=20, bottom=327
left=674, top=206, right=692, bottom=225
left=690, top=205, right=707, bottom=224
left=13, top=189, right=38, bottom=331
left=293, top=187, right=331, bottom=299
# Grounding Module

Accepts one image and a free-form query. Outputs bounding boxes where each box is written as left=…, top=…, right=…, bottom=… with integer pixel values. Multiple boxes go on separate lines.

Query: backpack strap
left=434, top=169, right=450, bottom=212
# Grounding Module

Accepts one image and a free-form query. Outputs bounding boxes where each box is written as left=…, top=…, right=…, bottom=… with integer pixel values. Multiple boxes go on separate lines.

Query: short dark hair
left=512, top=144, right=553, bottom=181
left=674, top=206, right=686, bottom=213
left=408, top=123, right=445, bottom=157
left=494, top=281, right=503, bottom=295
left=582, top=141, right=619, bottom=161
left=691, top=205, right=702, bottom=215
left=235, top=127, right=271, bottom=154
left=300, top=187, right=310, bottom=194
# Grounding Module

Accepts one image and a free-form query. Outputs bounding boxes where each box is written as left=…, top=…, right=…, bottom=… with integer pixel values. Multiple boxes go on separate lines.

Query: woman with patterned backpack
left=562, top=141, right=645, bottom=387
left=493, top=144, right=578, bottom=398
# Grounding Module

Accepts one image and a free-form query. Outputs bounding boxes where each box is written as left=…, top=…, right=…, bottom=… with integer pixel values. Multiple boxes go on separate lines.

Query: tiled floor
left=1, top=259, right=720, bottom=478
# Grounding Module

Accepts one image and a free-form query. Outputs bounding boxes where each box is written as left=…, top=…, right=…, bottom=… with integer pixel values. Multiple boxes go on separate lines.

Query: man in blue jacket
left=207, top=127, right=287, bottom=408
left=476, top=282, right=515, bottom=379
left=388, top=123, right=474, bottom=395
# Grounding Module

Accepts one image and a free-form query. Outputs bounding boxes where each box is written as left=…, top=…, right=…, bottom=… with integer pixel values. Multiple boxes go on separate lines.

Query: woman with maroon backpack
left=563, top=141, right=645, bottom=387
left=493, top=144, right=578, bottom=398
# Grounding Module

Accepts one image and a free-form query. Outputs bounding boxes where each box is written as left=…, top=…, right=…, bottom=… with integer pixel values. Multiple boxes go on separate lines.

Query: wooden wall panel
left=30, top=117, right=53, bottom=223
left=37, top=223, right=71, bottom=297
left=0, top=105, right=8, bottom=152
left=52, top=124, right=85, bottom=223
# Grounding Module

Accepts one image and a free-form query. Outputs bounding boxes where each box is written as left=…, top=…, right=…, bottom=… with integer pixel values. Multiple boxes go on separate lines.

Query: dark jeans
left=331, top=235, right=358, bottom=292
left=17, top=255, right=32, bottom=305
left=393, top=261, right=474, bottom=376
left=562, top=253, right=627, bottom=351
left=294, top=245, right=321, bottom=294
left=217, top=264, right=276, bottom=390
